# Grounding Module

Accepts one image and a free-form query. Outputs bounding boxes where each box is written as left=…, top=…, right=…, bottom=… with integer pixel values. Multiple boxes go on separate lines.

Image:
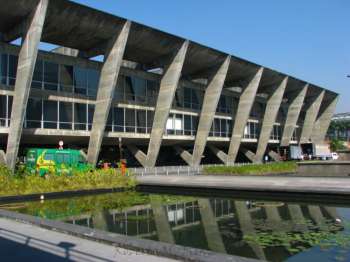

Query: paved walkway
left=136, top=175, right=350, bottom=195
left=0, top=218, right=177, bottom=262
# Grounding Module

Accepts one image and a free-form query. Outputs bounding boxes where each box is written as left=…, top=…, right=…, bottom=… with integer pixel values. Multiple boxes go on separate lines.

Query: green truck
left=25, top=148, right=93, bottom=176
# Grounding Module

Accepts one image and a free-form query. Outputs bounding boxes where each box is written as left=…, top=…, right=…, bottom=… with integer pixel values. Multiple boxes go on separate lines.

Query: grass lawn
left=0, top=165, right=135, bottom=197
left=203, top=161, right=297, bottom=175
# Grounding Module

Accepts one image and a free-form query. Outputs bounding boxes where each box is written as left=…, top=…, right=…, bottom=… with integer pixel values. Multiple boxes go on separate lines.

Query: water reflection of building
left=61, top=199, right=342, bottom=261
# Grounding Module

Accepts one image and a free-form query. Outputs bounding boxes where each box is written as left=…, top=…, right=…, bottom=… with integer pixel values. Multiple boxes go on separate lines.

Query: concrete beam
left=6, top=0, right=49, bottom=171
left=87, top=21, right=131, bottom=165
left=207, top=145, right=228, bottom=164
left=191, top=56, right=230, bottom=166
left=254, top=77, right=288, bottom=163
left=311, top=95, right=338, bottom=145
left=227, top=67, right=264, bottom=164
left=174, top=146, right=192, bottom=166
left=126, top=145, right=147, bottom=167
left=299, top=90, right=325, bottom=144
left=280, top=84, right=308, bottom=146
left=240, top=148, right=255, bottom=162
left=145, top=41, right=189, bottom=167
left=268, top=150, right=280, bottom=162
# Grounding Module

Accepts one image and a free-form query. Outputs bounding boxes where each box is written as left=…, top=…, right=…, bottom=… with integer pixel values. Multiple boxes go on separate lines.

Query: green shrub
left=0, top=165, right=135, bottom=197
left=203, top=161, right=297, bottom=175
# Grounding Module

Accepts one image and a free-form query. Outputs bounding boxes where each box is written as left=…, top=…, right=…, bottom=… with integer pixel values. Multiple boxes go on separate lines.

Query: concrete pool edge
left=136, top=175, right=350, bottom=196
left=0, top=187, right=128, bottom=204
left=0, top=209, right=259, bottom=262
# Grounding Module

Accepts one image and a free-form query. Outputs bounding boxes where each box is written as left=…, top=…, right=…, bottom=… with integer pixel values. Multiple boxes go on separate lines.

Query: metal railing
left=128, top=162, right=255, bottom=176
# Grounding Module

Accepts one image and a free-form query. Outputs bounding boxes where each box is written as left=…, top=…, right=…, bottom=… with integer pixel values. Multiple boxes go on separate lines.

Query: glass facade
left=0, top=95, right=12, bottom=127
left=209, top=118, right=232, bottom=138
left=270, top=124, right=282, bottom=140
left=25, top=98, right=94, bottom=130
left=0, top=53, right=100, bottom=97
left=166, top=113, right=198, bottom=136
left=115, top=75, right=159, bottom=106
left=244, top=121, right=259, bottom=139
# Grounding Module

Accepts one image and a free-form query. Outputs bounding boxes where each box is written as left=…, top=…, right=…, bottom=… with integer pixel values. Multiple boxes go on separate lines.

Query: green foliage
left=203, top=161, right=297, bottom=175
left=330, top=139, right=347, bottom=152
left=0, top=165, right=135, bottom=197
left=244, top=220, right=350, bottom=255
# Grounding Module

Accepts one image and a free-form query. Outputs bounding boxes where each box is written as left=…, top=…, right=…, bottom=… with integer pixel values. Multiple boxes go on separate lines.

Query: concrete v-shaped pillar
left=254, top=77, right=288, bottom=163
left=189, top=56, right=230, bottom=166
left=87, top=21, right=131, bottom=165
left=299, top=90, right=325, bottom=144
left=311, top=95, right=338, bottom=145
left=144, top=41, right=189, bottom=168
left=280, top=84, right=308, bottom=146
left=226, top=67, right=264, bottom=164
left=6, top=0, right=49, bottom=171
left=174, top=58, right=231, bottom=167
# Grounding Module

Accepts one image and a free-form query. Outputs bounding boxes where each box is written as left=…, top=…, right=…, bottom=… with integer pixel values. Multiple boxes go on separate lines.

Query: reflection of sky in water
left=6, top=193, right=350, bottom=262
left=287, top=208, right=350, bottom=262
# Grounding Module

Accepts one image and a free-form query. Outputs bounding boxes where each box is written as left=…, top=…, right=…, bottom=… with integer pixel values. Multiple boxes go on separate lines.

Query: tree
left=329, top=138, right=346, bottom=152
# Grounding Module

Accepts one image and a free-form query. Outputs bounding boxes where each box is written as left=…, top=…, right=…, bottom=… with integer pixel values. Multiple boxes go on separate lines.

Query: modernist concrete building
left=0, top=0, right=339, bottom=169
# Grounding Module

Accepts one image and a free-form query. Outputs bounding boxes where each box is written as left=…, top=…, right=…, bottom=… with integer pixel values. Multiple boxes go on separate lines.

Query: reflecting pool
left=3, top=191, right=350, bottom=262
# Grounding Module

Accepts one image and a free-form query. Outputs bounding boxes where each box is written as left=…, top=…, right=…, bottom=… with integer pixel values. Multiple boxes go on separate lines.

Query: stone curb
left=0, top=209, right=260, bottom=262
left=0, top=187, right=127, bottom=204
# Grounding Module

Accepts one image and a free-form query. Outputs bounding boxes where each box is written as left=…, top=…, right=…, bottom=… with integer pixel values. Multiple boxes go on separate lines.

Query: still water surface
left=4, top=191, right=350, bottom=262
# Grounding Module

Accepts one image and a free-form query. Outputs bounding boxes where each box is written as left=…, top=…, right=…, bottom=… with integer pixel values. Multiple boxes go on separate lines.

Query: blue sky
left=72, top=0, right=349, bottom=113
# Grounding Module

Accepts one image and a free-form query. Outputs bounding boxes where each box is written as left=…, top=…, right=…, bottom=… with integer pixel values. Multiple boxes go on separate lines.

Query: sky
left=71, top=0, right=349, bottom=113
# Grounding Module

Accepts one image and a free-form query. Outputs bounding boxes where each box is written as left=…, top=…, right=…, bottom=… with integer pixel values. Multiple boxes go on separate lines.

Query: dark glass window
left=32, top=60, right=43, bottom=89
left=147, top=80, right=158, bottom=105
left=74, top=67, right=87, bottom=95
left=125, top=108, right=135, bottom=132
left=8, top=96, right=12, bottom=120
left=114, top=107, right=124, bottom=132
left=43, top=100, right=58, bottom=128
left=44, top=61, right=59, bottom=90
left=87, top=69, right=99, bottom=97
left=184, top=115, right=191, bottom=135
left=74, top=103, right=87, bottom=130
left=26, top=98, right=42, bottom=128
left=59, top=102, right=72, bottom=129
left=136, top=110, right=146, bottom=133
left=8, top=55, right=18, bottom=86
left=60, top=65, right=74, bottom=92
left=0, top=95, right=6, bottom=119
left=0, top=54, right=8, bottom=85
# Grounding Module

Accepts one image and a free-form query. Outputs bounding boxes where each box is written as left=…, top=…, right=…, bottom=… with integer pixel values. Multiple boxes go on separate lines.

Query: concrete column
left=191, top=57, right=230, bottom=166
left=150, top=196, right=175, bottom=244
left=198, top=199, right=226, bottom=253
left=254, top=77, right=288, bottom=163
left=145, top=41, right=189, bottom=168
left=234, top=201, right=267, bottom=260
left=6, top=0, right=49, bottom=170
left=299, top=90, right=325, bottom=144
left=311, top=95, right=338, bottom=144
left=227, top=67, right=264, bottom=164
left=280, top=84, right=308, bottom=146
left=87, top=21, right=130, bottom=165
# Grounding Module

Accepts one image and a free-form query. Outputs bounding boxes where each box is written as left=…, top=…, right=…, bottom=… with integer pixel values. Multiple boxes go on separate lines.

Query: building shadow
left=0, top=227, right=115, bottom=262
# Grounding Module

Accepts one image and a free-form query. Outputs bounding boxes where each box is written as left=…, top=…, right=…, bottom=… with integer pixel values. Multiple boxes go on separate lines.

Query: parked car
left=331, top=152, right=339, bottom=160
